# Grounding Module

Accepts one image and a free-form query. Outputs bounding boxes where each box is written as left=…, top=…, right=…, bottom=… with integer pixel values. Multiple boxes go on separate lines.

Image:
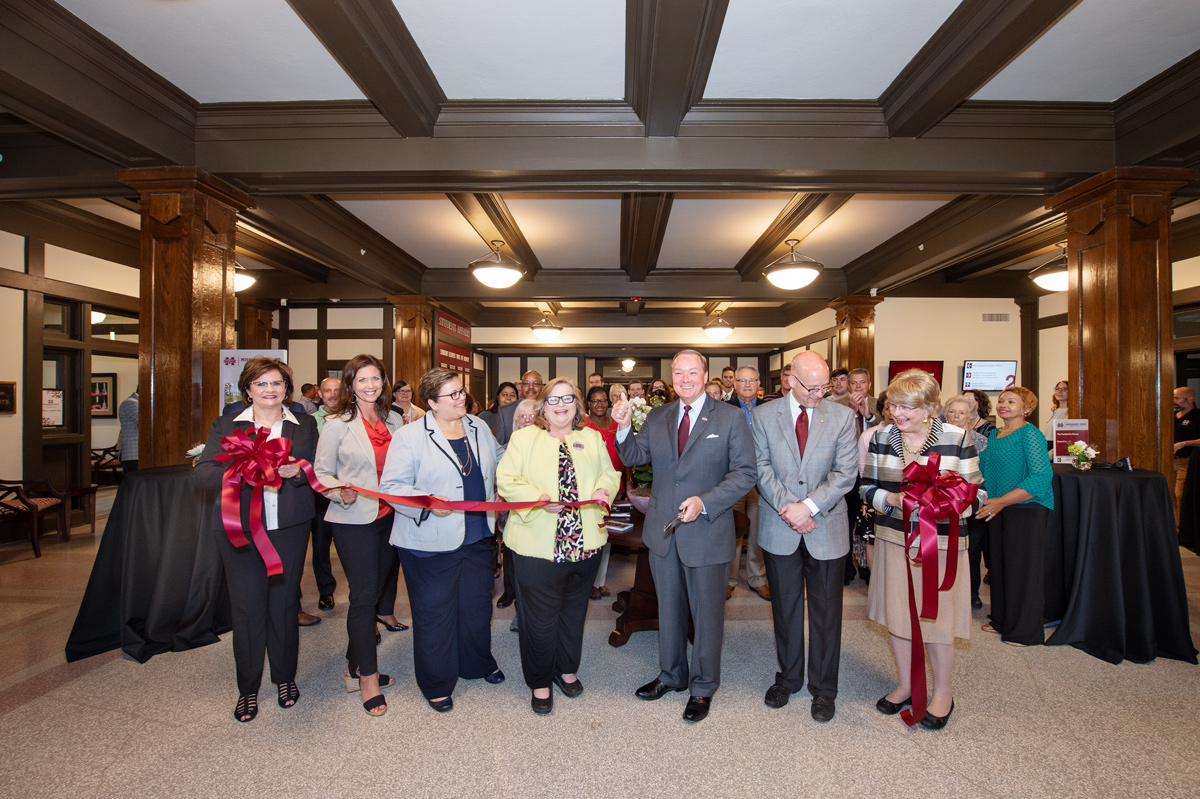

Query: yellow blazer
left=496, top=425, right=620, bottom=560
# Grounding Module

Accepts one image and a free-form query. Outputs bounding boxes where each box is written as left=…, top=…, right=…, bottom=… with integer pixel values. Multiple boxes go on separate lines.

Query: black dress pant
left=967, top=515, right=986, bottom=601
left=511, top=551, right=601, bottom=690
left=215, top=521, right=310, bottom=695
left=987, top=502, right=1050, bottom=646
left=310, top=494, right=336, bottom=596
left=332, top=515, right=395, bottom=677
left=374, top=545, right=401, bottom=617
left=397, top=538, right=498, bottom=699
left=761, top=539, right=844, bottom=699
left=844, top=487, right=862, bottom=578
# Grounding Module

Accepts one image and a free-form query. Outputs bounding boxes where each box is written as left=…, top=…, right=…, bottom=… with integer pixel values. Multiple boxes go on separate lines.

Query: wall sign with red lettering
left=437, top=311, right=471, bottom=343
left=437, top=342, right=473, bottom=376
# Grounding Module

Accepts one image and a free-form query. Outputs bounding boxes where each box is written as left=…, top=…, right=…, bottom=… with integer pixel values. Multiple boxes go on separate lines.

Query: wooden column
left=828, top=295, right=884, bottom=377
left=388, top=295, right=437, bottom=385
left=118, top=167, right=254, bottom=468
left=1047, top=167, right=1196, bottom=480
left=1016, top=296, right=1040, bottom=426
left=239, top=297, right=279, bottom=349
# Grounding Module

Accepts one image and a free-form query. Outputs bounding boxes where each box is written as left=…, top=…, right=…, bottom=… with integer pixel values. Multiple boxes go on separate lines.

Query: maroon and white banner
left=437, top=311, right=471, bottom=343
left=437, top=341, right=472, bottom=377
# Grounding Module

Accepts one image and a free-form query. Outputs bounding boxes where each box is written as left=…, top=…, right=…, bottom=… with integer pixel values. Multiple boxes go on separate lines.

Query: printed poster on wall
left=437, top=342, right=472, bottom=378
left=41, top=389, right=64, bottom=427
left=220, top=349, right=289, bottom=411
left=1053, top=419, right=1090, bottom=463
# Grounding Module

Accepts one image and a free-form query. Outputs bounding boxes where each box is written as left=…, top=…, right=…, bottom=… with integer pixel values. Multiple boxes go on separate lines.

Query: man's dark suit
left=617, top=394, right=757, bottom=696
left=494, top=399, right=519, bottom=445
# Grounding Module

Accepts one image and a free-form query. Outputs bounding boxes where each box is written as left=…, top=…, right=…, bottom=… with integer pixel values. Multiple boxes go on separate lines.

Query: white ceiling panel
left=790, top=194, right=956, bottom=269
left=57, top=0, right=365, bottom=102
left=657, top=195, right=794, bottom=269
left=332, top=195, right=484, bottom=270
left=502, top=196, right=622, bottom=270
left=394, top=1, right=624, bottom=100
left=973, top=0, right=1200, bottom=101
left=60, top=199, right=140, bottom=228
left=705, top=0, right=960, bottom=99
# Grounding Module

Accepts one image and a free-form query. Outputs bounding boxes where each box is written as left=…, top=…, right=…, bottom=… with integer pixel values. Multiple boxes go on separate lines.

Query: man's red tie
left=795, top=406, right=809, bottom=457
left=678, top=405, right=692, bottom=456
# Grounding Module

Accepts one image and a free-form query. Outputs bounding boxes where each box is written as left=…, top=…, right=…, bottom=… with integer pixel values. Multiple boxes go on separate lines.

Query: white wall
left=874, top=297, right=1022, bottom=405
left=43, top=246, right=139, bottom=297
left=287, top=339, right=318, bottom=387
left=0, top=287, right=22, bottom=477
left=1038, top=291, right=1068, bottom=415
left=0, top=231, right=23, bottom=272
left=1174, top=255, right=1200, bottom=291
left=784, top=308, right=836, bottom=342
left=471, top=325, right=784, bottom=348
left=90, top=354, right=138, bottom=448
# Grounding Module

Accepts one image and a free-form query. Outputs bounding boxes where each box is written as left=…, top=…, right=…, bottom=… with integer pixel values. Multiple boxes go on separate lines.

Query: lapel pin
left=572, top=441, right=585, bottom=449
left=701, top=417, right=708, bottom=422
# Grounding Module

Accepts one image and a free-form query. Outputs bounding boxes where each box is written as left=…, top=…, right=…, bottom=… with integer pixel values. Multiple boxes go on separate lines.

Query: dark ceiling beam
left=626, top=0, right=730, bottom=137
left=1116, top=50, right=1200, bottom=172
left=284, top=0, right=444, bottom=138
left=1171, top=214, right=1200, bottom=263
left=0, top=200, right=139, bottom=268
left=880, top=0, right=1080, bottom=138
left=235, top=228, right=332, bottom=284
left=620, top=192, right=673, bottom=281
left=841, top=194, right=1050, bottom=293
left=242, top=196, right=426, bottom=293
left=623, top=300, right=645, bottom=316
left=0, top=120, right=131, bottom=199
left=447, top=193, right=542, bottom=278
left=0, top=0, right=196, bottom=165
left=781, top=300, right=836, bottom=326
left=474, top=306, right=785, bottom=329
left=734, top=193, right=854, bottom=281
left=941, top=213, right=1066, bottom=282
left=884, top=272, right=1046, bottom=299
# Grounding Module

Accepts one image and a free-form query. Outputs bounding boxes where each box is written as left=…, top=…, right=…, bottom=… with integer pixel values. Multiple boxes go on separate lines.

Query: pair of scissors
left=663, top=514, right=685, bottom=534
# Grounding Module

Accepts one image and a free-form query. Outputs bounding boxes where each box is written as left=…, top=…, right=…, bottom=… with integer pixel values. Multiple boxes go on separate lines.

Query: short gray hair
left=735, top=365, right=760, bottom=379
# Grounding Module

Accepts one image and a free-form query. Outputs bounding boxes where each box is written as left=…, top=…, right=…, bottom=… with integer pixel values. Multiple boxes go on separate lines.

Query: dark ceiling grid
left=446, top=192, right=543, bottom=280
left=733, top=193, right=854, bottom=281
left=620, top=192, right=673, bottom=282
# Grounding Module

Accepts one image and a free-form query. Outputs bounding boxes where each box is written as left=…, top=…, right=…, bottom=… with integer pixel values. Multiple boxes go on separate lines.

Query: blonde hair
left=886, top=369, right=942, bottom=416
left=533, top=377, right=587, bottom=431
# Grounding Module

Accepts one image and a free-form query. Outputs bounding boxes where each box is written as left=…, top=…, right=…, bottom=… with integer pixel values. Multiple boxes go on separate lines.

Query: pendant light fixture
left=233, top=262, right=256, bottom=292
left=703, top=315, right=734, bottom=339
left=621, top=358, right=636, bottom=371
left=530, top=311, right=563, bottom=340
left=1029, top=243, right=1068, bottom=292
left=763, top=239, right=823, bottom=290
left=470, top=240, right=526, bottom=289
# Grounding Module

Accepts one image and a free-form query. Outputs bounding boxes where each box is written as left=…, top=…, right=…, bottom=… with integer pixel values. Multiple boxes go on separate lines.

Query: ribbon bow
left=897, top=451, right=978, bottom=726
left=214, top=427, right=294, bottom=576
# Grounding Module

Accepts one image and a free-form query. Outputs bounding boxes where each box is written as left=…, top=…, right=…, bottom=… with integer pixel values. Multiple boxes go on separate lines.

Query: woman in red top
left=584, top=385, right=624, bottom=599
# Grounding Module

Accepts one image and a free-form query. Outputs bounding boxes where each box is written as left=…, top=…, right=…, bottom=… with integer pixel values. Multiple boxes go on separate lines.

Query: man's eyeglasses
left=250, top=381, right=285, bottom=390
left=436, top=388, right=467, bottom=401
left=735, top=378, right=758, bottom=384
left=544, top=395, right=576, bottom=406
left=521, top=380, right=544, bottom=387
left=795, top=379, right=831, bottom=394
left=588, top=397, right=609, bottom=404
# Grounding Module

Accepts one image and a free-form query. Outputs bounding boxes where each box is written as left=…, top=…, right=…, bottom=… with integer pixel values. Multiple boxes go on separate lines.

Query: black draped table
left=1043, top=464, right=1196, bottom=664
left=66, top=465, right=231, bottom=663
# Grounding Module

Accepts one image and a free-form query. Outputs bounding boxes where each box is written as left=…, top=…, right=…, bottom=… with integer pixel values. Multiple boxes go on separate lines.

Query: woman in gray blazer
left=379, top=368, right=505, bottom=713
left=313, top=354, right=404, bottom=717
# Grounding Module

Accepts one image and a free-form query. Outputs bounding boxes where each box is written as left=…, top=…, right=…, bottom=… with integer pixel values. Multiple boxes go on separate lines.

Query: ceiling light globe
left=765, top=267, right=820, bottom=290
left=532, top=326, right=561, bottom=340
left=233, top=272, right=256, bottom=291
left=472, top=266, right=524, bottom=289
left=1032, top=271, right=1068, bottom=292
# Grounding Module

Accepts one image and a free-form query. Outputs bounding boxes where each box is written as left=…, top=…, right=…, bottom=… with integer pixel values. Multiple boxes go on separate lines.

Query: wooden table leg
left=609, top=547, right=661, bottom=647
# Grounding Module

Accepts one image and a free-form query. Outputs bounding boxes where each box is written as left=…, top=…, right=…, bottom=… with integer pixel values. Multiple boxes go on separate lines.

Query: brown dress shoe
left=751, top=584, right=771, bottom=601
left=297, top=611, right=321, bottom=627
left=726, top=585, right=734, bottom=600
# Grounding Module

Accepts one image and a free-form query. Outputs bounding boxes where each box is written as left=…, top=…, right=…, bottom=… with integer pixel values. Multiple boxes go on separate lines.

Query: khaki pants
left=729, top=488, right=766, bottom=588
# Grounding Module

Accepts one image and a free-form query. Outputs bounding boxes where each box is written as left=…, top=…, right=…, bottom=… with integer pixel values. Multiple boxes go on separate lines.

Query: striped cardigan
left=859, top=419, right=987, bottom=549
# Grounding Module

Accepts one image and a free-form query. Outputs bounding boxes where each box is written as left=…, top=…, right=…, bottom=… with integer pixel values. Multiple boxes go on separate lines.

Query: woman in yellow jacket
left=496, top=377, right=620, bottom=715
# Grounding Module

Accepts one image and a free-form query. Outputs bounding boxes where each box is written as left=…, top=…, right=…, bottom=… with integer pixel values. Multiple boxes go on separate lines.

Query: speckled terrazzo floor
left=1, top=490, right=1198, bottom=798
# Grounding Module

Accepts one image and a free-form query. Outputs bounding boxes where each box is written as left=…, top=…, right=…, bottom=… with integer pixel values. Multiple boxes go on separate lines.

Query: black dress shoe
left=376, top=617, right=409, bottom=632
left=682, top=695, right=711, bottom=722
left=317, top=594, right=335, bottom=610
left=875, top=694, right=913, bottom=715
left=484, top=669, right=505, bottom=685
left=531, top=691, right=553, bottom=715
left=496, top=591, right=515, bottom=609
left=553, top=674, right=583, bottom=698
left=427, top=696, right=453, bottom=713
left=920, top=700, right=954, bottom=730
left=971, top=596, right=984, bottom=609
left=635, top=678, right=687, bottom=701
left=811, top=695, right=836, bottom=722
left=763, top=684, right=795, bottom=709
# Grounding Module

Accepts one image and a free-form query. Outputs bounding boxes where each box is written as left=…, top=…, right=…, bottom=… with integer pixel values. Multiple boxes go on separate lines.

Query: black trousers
left=397, top=538, right=498, bottom=699
left=987, top=502, right=1049, bottom=646
left=310, top=494, right=336, bottom=596
left=511, top=551, right=601, bottom=690
left=215, top=521, right=310, bottom=695
left=761, top=539, right=844, bottom=699
left=967, top=515, right=987, bottom=601
left=843, top=486, right=862, bottom=578
left=332, top=515, right=395, bottom=677
left=374, top=545, right=401, bottom=617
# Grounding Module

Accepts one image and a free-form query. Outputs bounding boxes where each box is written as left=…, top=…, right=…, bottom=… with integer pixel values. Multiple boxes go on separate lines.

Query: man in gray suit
left=753, top=351, right=858, bottom=722
left=494, top=369, right=544, bottom=445
left=613, top=350, right=757, bottom=722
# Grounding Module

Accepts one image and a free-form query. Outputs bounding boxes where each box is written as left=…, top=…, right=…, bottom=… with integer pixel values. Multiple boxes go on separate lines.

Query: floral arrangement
left=629, top=395, right=664, bottom=488
left=1066, top=440, right=1099, bottom=470
left=187, top=442, right=206, bottom=466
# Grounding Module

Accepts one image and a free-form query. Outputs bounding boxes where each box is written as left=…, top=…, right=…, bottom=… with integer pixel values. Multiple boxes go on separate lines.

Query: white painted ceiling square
left=657, top=195, right=793, bottom=270
left=331, top=195, right=483, bottom=270
left=791, top=194, right=955, bottom=269
left=502, top=196, right=621, bottom=270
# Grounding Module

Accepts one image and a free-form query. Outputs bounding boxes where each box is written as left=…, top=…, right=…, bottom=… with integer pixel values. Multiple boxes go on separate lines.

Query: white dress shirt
left=233, top=406, right=299, bottom=531
left=785, top=392, right=823, bottom=517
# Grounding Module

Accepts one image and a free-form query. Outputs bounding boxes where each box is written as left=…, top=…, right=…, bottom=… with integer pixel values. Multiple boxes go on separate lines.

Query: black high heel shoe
left=377, top=617, right=409, bottom=632
left=920, top=700, right=955, bottom=730
left=277, top=681, right=299, bottom=709
left=234, top=693, right=258, bottom=723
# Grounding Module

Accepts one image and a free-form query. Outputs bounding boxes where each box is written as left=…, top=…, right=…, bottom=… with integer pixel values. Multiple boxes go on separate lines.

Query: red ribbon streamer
left=214, top=428, right=610, bottom=577
left=896, top=452, right=978, bottom=726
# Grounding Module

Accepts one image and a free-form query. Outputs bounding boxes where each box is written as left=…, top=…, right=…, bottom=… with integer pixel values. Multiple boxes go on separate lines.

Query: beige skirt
left=867, top=539, right=971, bottom=644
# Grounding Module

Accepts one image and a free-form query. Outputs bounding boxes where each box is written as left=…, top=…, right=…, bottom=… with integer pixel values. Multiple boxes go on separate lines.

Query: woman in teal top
left=977, top=386, right=1054, bottom=647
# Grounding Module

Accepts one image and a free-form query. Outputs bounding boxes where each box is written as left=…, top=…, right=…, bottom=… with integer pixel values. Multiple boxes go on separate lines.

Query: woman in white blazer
left=379, top=368, right=505, bottom=713
left=313, top=354, right=403, bottom=717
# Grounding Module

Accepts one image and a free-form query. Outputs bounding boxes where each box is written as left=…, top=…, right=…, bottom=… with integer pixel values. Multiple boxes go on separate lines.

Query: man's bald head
left=1175, top=386, right=1196, bottom=413
left=319, top=376, right=341, bottom=408
left=790, top=352, right=831, bottom=409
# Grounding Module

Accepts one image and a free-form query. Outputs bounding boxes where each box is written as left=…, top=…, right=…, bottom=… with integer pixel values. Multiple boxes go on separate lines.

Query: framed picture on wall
left=90, top=373, right=117, bottom=417
left=0, top=381, right=15, bottom=415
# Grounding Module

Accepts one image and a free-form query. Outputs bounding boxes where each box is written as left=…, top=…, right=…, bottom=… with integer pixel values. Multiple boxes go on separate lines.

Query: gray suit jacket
left=380, top=413, right=501, bottom=552
left=616, top=395, right=757, bottom=567
left=753, top=396, right=859, bottom=559
left=312, top=411, right=404, bottom=524
left=494, top=400, right=518, bottom=445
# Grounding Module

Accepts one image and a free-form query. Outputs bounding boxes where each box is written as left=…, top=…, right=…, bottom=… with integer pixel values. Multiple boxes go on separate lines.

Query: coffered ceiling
left=2, top=0, right=1199, bottom=338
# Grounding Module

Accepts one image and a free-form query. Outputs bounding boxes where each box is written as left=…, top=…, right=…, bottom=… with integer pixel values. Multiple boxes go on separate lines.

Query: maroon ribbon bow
left=214, top=427, right=294, bottom=577
left=897, top=451, right=978, bottom=726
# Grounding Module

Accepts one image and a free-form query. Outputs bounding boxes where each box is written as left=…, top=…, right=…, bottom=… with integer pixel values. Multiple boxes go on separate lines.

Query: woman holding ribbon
left=379, top=368, right=505, bottom=713
left=194, top=357, right=318, bottom=723
left=313, top=354, right=403, bottom=717
left=496, top=378, right=620, bottom=715
left=978, top=386, right=1054, bottom=647
left=860, top=370, right=985, bottom=730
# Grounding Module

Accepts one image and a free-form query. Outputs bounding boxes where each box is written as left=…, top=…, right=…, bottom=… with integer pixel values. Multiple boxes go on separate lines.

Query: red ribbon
left=214, top=428, right=610, bottom=577
left=896, top=451, right=978, bottom=726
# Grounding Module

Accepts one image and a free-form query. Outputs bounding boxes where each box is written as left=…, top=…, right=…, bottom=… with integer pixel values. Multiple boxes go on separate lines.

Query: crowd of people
left=195, top=350, right=1061, bottom=730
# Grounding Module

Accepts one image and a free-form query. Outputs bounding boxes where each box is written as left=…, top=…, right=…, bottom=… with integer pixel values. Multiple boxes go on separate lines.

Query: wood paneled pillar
left=828, top=295, right=884, bottom=378
left=1047, top=167, right=1196, bottom=480
left=118, top=167, right=254, bottom=468
left=388, top=295, right=437, bottom=385
left=1016, top=296, right=1040, bottom=426
left=239, top=297, right=279, bottom=349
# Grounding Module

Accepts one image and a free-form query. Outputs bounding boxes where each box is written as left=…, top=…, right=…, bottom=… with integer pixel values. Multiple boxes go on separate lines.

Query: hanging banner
left=437, top=311, right=471, bottom=344
left=437, top=342, right=472, bottom=377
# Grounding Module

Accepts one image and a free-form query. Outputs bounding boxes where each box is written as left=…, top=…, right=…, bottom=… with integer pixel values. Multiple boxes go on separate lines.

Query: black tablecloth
left=1043, top=464, right=1196, bottom=664
left=65, top=465, right=231, bottom=663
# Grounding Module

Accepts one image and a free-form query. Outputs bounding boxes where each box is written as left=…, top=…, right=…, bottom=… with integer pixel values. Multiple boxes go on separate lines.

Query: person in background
left=727, top=366, right=769, bottom=601
left=479, top=381, right=518, bottom=434
left=1172, top=387, right=1200, bottom=525
left=588, top=372, right=605, bottom=388
left=828, top=368, right=850, bottom=405
left=627, top=379, right=646, bottom=399
left=1041, top=380, right=1069, bottom=444
left=496, top=371, right=545, bottom=445
left=763, top=362, right=794, bottom=401
left=495, top=398, right=538, bottom=612
left=312, top=376, right=343, bottom=613
left=842, top=367, right=880, bottom=586
left=944, top=395, right=989, bottom=610
left=705, top=380, right=723, bottom=400
left=978, top=387, right=1054, bottom=648
left=117, top=388, right=139, bottom=473
left=390, top=380, right=425, bottom=426
left=968, top=389, right=996, bottom=437
left=297, top=383, right=319, bottom=414
left=649, top=379, right=669, bottom=404
left=497, top=378, right=620, bottom=715
left=719, top=366, right=736, bottom=401
left=608, top=383, right=628, bottom=405
left=194, top=358, right=318, bottom=722
left=584, top=384, right=623, bottom=601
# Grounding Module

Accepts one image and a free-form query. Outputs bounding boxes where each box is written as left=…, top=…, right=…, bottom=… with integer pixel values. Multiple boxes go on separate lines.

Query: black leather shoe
left=971, top=596, right=983, bottom=609
left=531, top=691, right=553, bottom=715
left=876, top=694, right=912, bottom=715
left=682, top=695, right=711, bottom=722
left=496, top=591, right=515, bottom=609
left=811, top=695, right=836, bottom=722
left=427, top=696, right=453, bottom=713
left=376, top=617, right=409, bottom=632
left=635, top=678, right=687, bottom=701
left=763, top=684, right=794, bottom=709
left=317, top=594, right=335, bottom=610
left=484, top=669, right=505, bottom=685
left=553, top=674, right=583, bottom=698
left=920, top=700, right=954, bottom=730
